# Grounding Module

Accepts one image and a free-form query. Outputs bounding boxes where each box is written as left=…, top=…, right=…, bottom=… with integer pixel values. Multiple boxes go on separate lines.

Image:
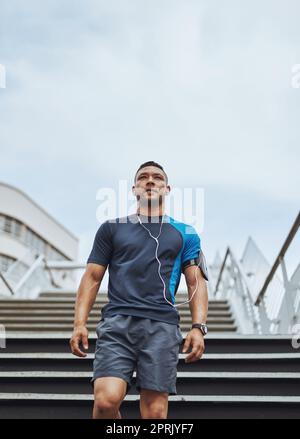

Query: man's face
left=133, top=166, right=170, bottom=206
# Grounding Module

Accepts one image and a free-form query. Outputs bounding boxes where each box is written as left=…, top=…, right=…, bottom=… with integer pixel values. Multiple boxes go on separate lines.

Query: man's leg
left=139, top=389, right=169, bottom=419
left=92, top=315, right=137, bottom=419
left=93, top=376, right=127, bottom=419
left=136, top=320, right=183, bottom=419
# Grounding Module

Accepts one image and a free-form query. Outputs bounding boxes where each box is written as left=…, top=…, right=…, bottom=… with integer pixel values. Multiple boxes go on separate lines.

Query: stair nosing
left=1, top=353, right=300, bottom=360
left=0, top=371, right=299, bottom=379
left=0, top=393, right=300, bottom=403
left=3, top=333, right=296, bottom=340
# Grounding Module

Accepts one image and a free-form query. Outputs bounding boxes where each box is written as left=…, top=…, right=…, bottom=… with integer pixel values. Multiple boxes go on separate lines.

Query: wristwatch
left=191, top=323, right=208, bottom=336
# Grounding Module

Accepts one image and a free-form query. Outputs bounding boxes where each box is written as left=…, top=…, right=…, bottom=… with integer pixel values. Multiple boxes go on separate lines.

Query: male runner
left=70, top=161, right=209, bottom=419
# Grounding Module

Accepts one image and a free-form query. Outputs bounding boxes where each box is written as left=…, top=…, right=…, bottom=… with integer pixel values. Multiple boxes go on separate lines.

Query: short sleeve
left=86, top=221, right=113, bottom=266
left=181, top=228, right=209, bottom=281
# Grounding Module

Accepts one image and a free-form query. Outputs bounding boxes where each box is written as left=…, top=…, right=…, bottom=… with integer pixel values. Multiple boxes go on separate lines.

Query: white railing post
left=14, top=255, right=45, bottom=295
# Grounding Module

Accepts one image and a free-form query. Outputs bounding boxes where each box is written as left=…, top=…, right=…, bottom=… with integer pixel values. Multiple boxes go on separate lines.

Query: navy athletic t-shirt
left=87, top=213, right=208, bottom=326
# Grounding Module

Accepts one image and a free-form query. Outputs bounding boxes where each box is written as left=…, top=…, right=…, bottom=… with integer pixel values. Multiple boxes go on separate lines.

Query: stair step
left=0, top=371, right=299, bottom=396
left=3, top=334, right=297, bottom=354
left=0, top=297, right=228, bottom=302
left=38, top=293, right=229, bottom=304
left=0, top=310, right=232, bottom=317
left=1, top=353, right=299, bottom=373
left=0, top=316, right=235, bottom=324
left=2, top=323, right=237, bottom=332
left=0, top=393, right=299, bottom=419
left=0, top=299, right=230, bottom=310
left=0, top=303, right=229, bottom=312
left=0, top=306, right=231, bottom=315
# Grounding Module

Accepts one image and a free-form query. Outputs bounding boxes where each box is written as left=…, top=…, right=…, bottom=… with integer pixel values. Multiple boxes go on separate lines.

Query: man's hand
left=182, top=329, right=205, bottom=363
left=70, top=325, right=89, bottom=357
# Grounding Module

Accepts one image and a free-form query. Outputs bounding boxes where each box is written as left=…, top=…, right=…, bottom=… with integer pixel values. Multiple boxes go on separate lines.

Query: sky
left=0, top=0, right=299, bottom=284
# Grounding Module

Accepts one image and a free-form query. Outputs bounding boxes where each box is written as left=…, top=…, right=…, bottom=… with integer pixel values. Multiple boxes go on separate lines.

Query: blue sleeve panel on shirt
left=181, top=228, right=201, bottom=265
left=86, top=220, right=113, bottom=266
left=168, top=218, right=201, bottom=304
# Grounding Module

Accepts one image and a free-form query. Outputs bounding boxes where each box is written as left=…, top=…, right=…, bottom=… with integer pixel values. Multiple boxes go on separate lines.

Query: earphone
left=137, top=213, right=201, bottom=307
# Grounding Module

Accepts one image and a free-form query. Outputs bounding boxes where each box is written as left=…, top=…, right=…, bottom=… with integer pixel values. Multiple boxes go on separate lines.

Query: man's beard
left=137, top=194, right=163, bottom=208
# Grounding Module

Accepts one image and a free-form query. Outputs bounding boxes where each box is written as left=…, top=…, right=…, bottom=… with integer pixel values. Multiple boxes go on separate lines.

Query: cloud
left=0, top=0, right=299, bottom=267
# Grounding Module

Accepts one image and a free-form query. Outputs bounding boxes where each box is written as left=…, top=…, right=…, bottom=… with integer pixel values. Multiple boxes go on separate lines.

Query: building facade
left=0, top=182, right=78, bottom=291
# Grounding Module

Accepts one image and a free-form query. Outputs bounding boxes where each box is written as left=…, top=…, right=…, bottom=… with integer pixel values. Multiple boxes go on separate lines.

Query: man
left=70, top=161, right=209, bottom=419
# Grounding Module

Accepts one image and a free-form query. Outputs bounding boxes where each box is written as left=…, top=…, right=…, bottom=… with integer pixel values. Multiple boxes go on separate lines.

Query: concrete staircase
left=1, top=293, right=300, bottom=418
left=0, top=291, right=237, bottom=333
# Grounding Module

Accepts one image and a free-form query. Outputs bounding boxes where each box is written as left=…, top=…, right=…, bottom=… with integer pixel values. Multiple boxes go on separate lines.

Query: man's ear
left=132, top=185, right=136, bottom=196
left=166, top=185, right=171, bottom=196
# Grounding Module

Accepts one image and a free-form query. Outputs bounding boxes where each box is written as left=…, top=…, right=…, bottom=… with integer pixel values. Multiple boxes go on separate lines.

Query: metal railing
left=215, top=212, right=300, bottom=334
left=0, top=270, right=14, bottom=296
left=254, top=212, right=300, bottom=334
left=214, top=247, right=261, bottom=333
left=0, top=252, right=80, bottom=299
left=255, top=212, right=300, bottom=305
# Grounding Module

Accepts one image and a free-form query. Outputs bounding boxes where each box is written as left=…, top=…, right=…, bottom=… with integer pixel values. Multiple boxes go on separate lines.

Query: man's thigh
left=136, top=320, right=183, bottom=395
left=91, top=315, right=137, bottom=395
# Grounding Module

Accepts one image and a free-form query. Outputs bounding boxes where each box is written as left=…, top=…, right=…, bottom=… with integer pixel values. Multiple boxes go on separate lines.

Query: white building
left=0, top=181, right=79, bottom=296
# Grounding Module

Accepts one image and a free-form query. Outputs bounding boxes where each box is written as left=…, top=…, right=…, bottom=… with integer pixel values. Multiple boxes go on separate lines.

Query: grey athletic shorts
left=91, top=314, right=184, bottom=395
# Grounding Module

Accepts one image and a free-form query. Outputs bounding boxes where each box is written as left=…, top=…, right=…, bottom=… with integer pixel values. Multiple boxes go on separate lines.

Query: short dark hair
left=134, top=161, right=168, bottom=184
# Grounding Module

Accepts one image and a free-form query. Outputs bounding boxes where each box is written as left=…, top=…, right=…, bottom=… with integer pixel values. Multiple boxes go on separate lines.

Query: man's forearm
left=73, top=273, right=101, bottom=327
left=187, top=276, right=208, bottom=325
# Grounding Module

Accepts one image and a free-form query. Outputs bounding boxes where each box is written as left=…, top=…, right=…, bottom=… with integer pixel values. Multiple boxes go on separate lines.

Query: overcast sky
left=0, top=0, right=299, bottom=282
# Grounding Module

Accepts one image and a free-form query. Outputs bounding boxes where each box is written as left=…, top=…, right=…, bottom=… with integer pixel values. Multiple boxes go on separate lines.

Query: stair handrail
left=3, top=249, right=32, bottom=278
left=255, top=211, right=300, bottom=306
left=213, top=246, right=259, bottom=333
left=0, top=269, right=14, bottom=295
left=215, top=247, right=254, bottom=296
left=13, top=254, right=45, bottom=294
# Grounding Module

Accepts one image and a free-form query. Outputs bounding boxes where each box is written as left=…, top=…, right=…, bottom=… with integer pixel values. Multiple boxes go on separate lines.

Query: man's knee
left=94, top=396, right=120, bottom=412
left=93, top=377, right=127, bottom=412
left=140, top=389, right=168, bottom=419
left=141, top=400, right=168, bottom=419
left=142, top=406, right=167, bottom=419
left=145, top=409, right=167, bottom=418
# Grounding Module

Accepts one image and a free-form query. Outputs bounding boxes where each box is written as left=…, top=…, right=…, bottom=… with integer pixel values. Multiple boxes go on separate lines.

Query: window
left=0, top=214, right=68, bottom=261
left=46, top=245, right=66, bottom=261
left=14, top=220, right=22, bottom=238
left=0, top=215, right=5, bottom=232
left=4, top=217, right=12, bottom=234
left=0, top=215, right=23, bottom=238
left=25, top=229, right=34, bottom=246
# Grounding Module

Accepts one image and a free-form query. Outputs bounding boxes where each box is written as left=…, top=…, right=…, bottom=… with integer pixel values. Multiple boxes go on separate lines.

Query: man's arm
left=182, top=265, right=208, bottom=363
left=185, top=265, right=208, bottom=325
left=70, top=263, right=107, bottom=357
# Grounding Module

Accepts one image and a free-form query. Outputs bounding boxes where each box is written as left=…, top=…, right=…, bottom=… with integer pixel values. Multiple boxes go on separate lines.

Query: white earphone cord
left=137, top=213, right=200, bottom=307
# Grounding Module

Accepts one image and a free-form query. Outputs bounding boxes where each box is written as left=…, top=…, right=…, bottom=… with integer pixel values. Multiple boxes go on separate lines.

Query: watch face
left=201, top=325, right=208, bottom=335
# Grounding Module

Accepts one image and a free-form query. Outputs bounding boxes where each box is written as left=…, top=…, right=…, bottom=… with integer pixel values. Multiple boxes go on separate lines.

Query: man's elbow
left=84, top=263, right=107, bottom=284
